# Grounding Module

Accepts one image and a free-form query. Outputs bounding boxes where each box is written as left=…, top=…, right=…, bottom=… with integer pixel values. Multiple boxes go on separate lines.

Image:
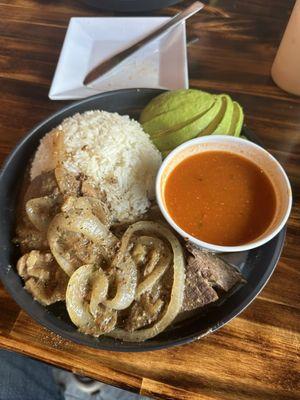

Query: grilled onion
left=61, top=196, right=111, bottom=228
left=66, top=264, right=116, bottom=336
left=26, top=196, right=58, bottom=232
left=133, top=236, right=172, bottom=298
left=109, top=221, right=185, bottom=342
left=104, top=255, right=137, bottom=310
left=48, top=209, right=118, bottom=276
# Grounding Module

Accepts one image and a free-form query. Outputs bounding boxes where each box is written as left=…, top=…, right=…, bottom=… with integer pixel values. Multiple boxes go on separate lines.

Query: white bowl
left=156, top=135, right=292, bottom=253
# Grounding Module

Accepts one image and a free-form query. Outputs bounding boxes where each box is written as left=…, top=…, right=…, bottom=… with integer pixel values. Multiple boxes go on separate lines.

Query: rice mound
left=31, top=110, right=162, bottom=222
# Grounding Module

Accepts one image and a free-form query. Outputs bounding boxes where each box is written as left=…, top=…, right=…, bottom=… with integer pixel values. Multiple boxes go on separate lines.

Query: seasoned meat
left=24, top=168, right=82, bottom=233
left=14, top=223, right=48, bottom=253
left=54, top=166, right=82, bottom=197
left=182, top=245, right=245, bottom=312
left=121, top=235, right=173, bottom=331
left=187, top=245, right=245, bottom=291
left=183, top=262, right=219, bottom=312
left=56, top=230, right=107, bottom=268
left=48, top=199, right=118, bottom=276
left=124, top=297, right=164, bottom=332
left=123, top=283, right=165, bottom=332
left=24, top=170, right=59, bottom=203
left=61, top=196, right=111, bottom=228
left=17, top=251, right=69, bottom=306
left=25, top=170, right=61, bottom=211
left=143, top=204, right=165, bottom=223
left=81, top=180, right=106, bottom=202
left=15, top=170, right=62, bottom=252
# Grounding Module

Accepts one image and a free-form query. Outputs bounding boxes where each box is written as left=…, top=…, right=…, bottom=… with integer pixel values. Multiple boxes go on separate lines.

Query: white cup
left=156, top=135, right=292, bottom=253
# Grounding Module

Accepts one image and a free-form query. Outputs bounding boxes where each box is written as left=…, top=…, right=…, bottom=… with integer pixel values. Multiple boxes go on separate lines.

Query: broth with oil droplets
left=164, top=151, right=277, bottom=246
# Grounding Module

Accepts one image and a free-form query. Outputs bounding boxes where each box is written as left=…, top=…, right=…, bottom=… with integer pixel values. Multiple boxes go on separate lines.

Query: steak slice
left=24, top=170, right=59, bottom=203
left=182, top=244, right=245, bottom=312
left=17, top=250, right=69, bottom=306
left=15, top=170, right=62, bottom=253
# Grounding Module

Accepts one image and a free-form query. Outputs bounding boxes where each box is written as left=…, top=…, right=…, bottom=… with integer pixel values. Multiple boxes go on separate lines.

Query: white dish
left=156, top=135, right=292, bottom=253
left=49, top=17, right=188, bottom=100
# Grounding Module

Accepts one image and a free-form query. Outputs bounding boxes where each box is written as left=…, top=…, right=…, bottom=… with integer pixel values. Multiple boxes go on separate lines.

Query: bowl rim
left=156, top=135, right=292, bottom=253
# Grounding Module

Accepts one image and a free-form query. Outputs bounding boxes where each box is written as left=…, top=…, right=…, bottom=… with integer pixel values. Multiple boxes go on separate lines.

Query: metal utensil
left=83, top=1, right=204, bottom=86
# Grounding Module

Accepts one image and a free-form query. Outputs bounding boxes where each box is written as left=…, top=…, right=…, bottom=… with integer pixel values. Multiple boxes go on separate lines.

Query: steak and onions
left=14, top=111, right=245, bottom=342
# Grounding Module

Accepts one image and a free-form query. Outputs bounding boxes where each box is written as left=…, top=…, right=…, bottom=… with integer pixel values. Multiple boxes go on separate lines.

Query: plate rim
left=0, top=88, right=286, bottom=352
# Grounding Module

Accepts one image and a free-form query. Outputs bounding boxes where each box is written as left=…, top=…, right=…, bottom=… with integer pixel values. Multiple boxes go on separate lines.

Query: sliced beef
left=81, top=180, right=106, bottom=202
left=120, top=269, right=173, bottom=332
left=187, top=244, right=245, bottom=291
left=17, top=250, right=69, bottom=306
left=123, top=283, right=165, bottom=332
left=143, top=204, right=165, bottom=223
left=183, top=262, right=219, bottom=312
left=24, top=170, right=59, bottom=203
left=124, top=296, right=164, bottom=332
left=54, top=166, right=82, bottom=197
left=14, top=223, right=48, bottom=253
left=182, top=244, right=245, bottom=312
left=15, top=170, right=62, bottom=252
left=57, top=230, right=107, bottom=268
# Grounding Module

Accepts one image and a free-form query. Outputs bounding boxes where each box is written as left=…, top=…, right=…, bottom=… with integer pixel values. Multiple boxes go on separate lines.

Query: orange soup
left=164, top=151, right=277, bottom=246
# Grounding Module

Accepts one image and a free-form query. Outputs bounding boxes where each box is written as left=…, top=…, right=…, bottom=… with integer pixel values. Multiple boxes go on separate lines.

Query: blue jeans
left=0, top=349, right=63, bottom=400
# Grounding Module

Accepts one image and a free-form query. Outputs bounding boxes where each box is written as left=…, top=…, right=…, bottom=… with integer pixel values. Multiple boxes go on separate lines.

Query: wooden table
left=0, top=1, right=299, bottom=399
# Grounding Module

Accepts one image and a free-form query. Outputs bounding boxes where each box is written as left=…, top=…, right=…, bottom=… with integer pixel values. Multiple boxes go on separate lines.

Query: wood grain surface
left=0, top=1, right=299, bottom=399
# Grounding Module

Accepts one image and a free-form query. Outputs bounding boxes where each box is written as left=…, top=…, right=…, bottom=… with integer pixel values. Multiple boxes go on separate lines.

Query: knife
left=83, top=1, right=204, bottom=86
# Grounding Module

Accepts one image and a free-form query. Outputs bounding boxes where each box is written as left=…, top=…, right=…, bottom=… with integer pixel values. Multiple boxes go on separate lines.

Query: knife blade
left=83, top=1, right=204, bottom=86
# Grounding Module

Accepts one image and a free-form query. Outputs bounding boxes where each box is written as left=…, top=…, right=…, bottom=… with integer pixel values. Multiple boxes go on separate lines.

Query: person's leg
left=0, top=349, right=63, bottom=400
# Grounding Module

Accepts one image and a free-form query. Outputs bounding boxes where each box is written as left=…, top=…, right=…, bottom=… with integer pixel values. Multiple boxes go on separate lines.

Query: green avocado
left=152, top=97, right=223, bottom=151
left=161, top=149, right=171, bottom=158
left=140, top=89, right=215, bottom=125
left=198, top=95, right=228, bottom=136
left=230, top=101, right=244, bottom=136
left=139, top=89, right=245, bottom=155
left=142, top=94, right=216, bottom=136
left=212, top=95, right=234, bottom=135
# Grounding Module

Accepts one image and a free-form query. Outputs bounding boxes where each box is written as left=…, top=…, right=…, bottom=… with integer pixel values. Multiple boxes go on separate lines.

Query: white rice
left=31, top=110, right=162, bottom=222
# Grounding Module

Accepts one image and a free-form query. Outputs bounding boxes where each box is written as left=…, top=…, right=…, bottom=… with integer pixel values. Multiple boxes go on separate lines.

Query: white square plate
left=49, top=17, right=189, bottom=100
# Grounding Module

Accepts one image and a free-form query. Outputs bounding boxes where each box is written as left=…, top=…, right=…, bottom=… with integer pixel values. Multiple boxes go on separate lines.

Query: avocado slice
left=142, top=95, right=216, bottom=137
left=140, top=89, right=215, bottom=125
left=161, top=149, right=171, bottom=158
left=198, top=95, right=228, bottom=136
left=152, top=97, right=223, bottom=152
left=212, top=95, right=234, bottom=135
left=230, top=101, right=244, bottom=136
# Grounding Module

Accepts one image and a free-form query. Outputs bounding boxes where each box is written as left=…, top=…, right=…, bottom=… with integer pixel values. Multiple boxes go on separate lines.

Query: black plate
left=79, top=0, right=183, bottom=12
left=0, top=89, right=285, bottom=352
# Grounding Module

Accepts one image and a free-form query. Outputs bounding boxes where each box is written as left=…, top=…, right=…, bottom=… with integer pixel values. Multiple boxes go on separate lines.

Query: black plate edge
left=0, top=88, right=287, bottom=352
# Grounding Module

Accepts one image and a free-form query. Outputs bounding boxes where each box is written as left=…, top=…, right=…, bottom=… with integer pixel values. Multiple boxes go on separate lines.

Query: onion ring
left=48, top=210, right=118, bottom=276
left=66, top=264, right=116, bottom=336
left=26, top=196, right=57, bottom=232
left=104, top=255, right=137, bottom=310
left=109, top=221, right=185, bottom=342
left=62, top=196, right=111, bottom=228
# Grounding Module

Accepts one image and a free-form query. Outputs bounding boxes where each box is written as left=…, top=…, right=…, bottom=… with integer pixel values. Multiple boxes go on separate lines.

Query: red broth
left=164, top=151, right=277, bottom=246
